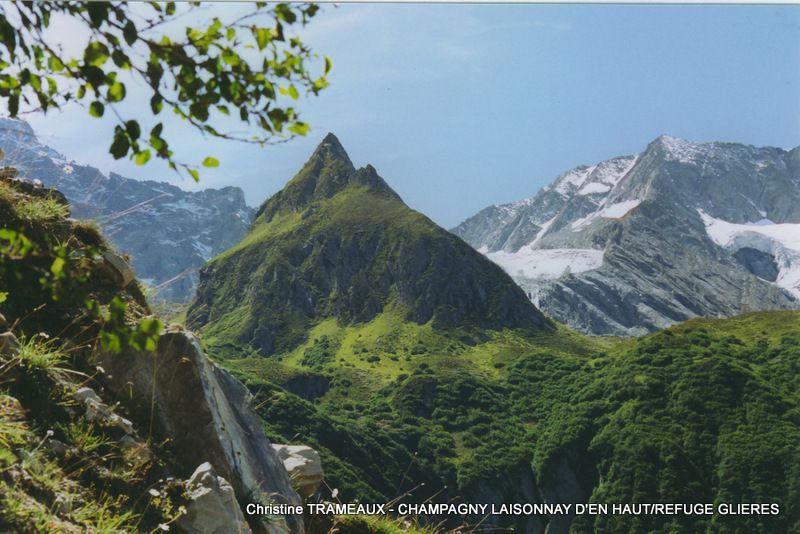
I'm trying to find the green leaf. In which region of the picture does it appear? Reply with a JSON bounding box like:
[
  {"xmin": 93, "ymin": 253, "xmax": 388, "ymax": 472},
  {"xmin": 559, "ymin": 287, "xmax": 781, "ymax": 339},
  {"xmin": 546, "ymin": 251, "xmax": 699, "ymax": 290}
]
[
  {"xmin": 109, "ymin": 128, "xmax": 130, "ymax": 159},
  {"xmin": 324, "ymin": 55, "xmax": 332, "ymax": 75},
  {"xmin": 279, "ymin": 84, "xmax": 299, "ymax": 100},
  {"xmin": 274, "ymin": 4, "xmax": 297, "ymax": 24},
  {"xmin": 83, "ymin": 42, "xmax": 109, "ymax": 67},
  {"xmin": 123, "ymin": 21, "xmax": 137, "ymax": 45},
  {"xmin": 253, "ymin": 27, "xmax": 271, "ymax": 50},
  {"xmin": 50, "ymin": 257, "xmax": 65, "ymax": 276},
  {"xmin": 47, "ymin": 55, "xmax": 64, "ymax": 72},
  {"xmin": 107, "ymin": 81, "xmax": 126, "ymax": 102},
  {"xmin": 8, "ymin": 94, "xmax": 18, "ymax": 116},
  {"xmin": 202, "ymin": 156, "xmax": 219, "ymax": 168},
  {"xmin": 287, "ymin": 121, "xmax": 310, "ymax": 136},
  {"xmin": 111, "ymin": 49, "xmax": 131, "ymax": 70},
  {"xmin": 135, "ymin": 149, "xmax": 151, "ymax": 166},
  {"xmin": 150, "ymin": 94, "xmax": 163, "ymax": 114},
  {"xmin": 125, "ymin": 120, "xmax": 141, "ymax": 140},
  {"xmin": 188, "ymin": 168, "xmax": 200, "ymax": 181},
  {"xmin": 89, "ymin": 101, "xmax": 104, "ymax": 118},
  {"xmin": 221, "ymin": 48, "xmax": 239, "ymax": 66}
]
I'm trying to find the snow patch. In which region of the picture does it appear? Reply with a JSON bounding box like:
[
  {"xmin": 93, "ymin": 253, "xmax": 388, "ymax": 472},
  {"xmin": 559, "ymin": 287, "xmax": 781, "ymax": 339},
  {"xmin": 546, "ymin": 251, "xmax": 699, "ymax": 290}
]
[
  {"xmin": 698, "ymin": 210, "xmax": 800, "ymax": 299},
  {"xmin": 577, "ymin": 156, "xmax": 638, "ymax": 196},
  {"xmin": 485, "ymin": 248, "xmax": 604, "ymax": 280},
  {"xmin": 554, "ymin": 166, "xmax": 595, "ymax": 194},
  {"xmin": 571, "ymin": 199, "xmax": 642, "ymax": 231},
  {"xmin": 577, "ymin": 182, "xmax": 611, "ymax": 195},
  {"xmin": 531, "ymin": 216, "xmax": 556, "ymax": 246},
  {"xmin": 658, "ymin": 136, "xmax": 709, "ymax": 164},
  {"xmin": 601, "ymin": 199, "xmax": 642, "ymax": 218}
]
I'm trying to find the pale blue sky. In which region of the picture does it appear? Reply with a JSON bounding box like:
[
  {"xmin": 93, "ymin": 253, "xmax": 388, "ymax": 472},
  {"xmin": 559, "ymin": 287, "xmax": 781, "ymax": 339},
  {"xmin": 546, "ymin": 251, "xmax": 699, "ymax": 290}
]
[{"xmin": 22, "ymin": 3, "xmax": 800, "ymax": 228}]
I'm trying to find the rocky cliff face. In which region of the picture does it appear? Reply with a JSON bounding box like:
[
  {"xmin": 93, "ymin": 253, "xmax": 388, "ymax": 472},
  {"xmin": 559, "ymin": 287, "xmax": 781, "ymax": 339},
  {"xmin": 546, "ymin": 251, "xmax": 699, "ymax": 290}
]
[
  {"xmin": 453, "ymin": 136, "xmax": 800, "ymax": 335},
  {"xmin": 0, "ymin": 118, "xmax": 254, "ymax": 302},
  {"xmin": 188, "ymin": 133, "xmax": 550, "ymax": 355}
]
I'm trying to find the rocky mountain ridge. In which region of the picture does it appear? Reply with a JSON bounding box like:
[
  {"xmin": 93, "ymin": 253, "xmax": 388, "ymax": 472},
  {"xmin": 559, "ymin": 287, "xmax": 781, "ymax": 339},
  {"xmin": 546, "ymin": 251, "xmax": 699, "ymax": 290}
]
[
  {"xmin": 0, "ymin": 118, "xmax": 254, "ymax": 302},
  {"xmin": 453, "ymin": 135, "xmax": 800, "ymax": 335},
  {"xmin": 187, "ymin": 133, "xmax": 550, "ymax": 355}
]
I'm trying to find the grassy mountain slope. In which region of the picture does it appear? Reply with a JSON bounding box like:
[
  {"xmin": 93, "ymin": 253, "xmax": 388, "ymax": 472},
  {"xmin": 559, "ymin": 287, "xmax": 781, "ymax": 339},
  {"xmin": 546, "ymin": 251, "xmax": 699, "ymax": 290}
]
[
  {"xmin": 215, "ymin": 310, "xmax": 800, "ymax": 533},
  {"xmin": 0, "ymin": 173, "xmax": 189, "ymax": 531},
  {"xmin": 187, "ymin": 134, "xmax": 550, "ymax": 356}
]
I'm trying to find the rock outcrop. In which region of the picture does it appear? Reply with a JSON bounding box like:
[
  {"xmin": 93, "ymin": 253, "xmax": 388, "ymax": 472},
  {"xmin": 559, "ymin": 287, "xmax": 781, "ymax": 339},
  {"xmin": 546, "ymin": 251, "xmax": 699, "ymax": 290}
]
[
  {"xmin": 0, "ymin": 173, "xmax": 304, "ymax": 533},
  {"xmin": 272, "ymin": 445, "xmax": 324, "ymax": 497},
  {"xmin": 96, "ymin": 330, "xmax": 303, "ymax": 534},
  {"xmin": 179, "ymin": 462, "xmax": 253, "ymax": 534}
]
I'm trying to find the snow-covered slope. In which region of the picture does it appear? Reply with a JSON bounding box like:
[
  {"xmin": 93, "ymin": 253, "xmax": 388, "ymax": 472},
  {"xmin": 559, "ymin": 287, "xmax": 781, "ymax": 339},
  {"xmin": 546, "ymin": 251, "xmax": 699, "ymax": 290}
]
[
  {"xmin": 0, "ymin": 118, "xmax": 254, "ymax": 302},
  {"xmin": 453, "ymin": 136, "xmax": 800, "ymax": 335},
  {"xmin": 699, "ymin": 210, "xmax": 800, "ymax": 299}
]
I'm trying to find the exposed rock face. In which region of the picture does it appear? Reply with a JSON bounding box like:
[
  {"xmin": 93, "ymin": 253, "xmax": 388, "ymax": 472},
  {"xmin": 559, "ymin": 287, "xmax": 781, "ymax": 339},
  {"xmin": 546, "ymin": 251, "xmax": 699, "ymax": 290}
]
[
  {"xmin": 179, "ymin": 462, "xmax": 253, "ymax": 534},
  {"xmin": 96, "ymin": 330, "xmax": 303, "ymax": 534},
  {"xmin": 188, "ymin": 133, "xmax": 550, "ymax": 355},
  {"xmin": 733, "ymin": 247, "xmax": 779, "ymax": 281},
  {"xmin": 463, "ymin": 465, "xmax": 547, "ymax": 533},
  {"xmin": 271, "ymin": 445, "xmax": 324, "ymax": 497},
  {"xmin": 0, "ymin": 118, "xmax": 254, "ymax": 302},
  {"xmin": 73, "ymin": 387, "xmax": 135, "ymax": 435},
  {"xmin": 453, "ymin": 136, "xmax": 800, "ymax": 335}
]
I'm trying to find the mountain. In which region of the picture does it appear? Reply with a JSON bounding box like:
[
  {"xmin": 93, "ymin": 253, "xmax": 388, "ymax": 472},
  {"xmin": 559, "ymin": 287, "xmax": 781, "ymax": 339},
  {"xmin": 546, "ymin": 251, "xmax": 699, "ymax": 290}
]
[
  {"xmin": 187, "ymin": 133, "xmax": 550, "ymax": 355},
  {"xmin": 453, "ymin": 136, "xmax": 800, "ymax": 336},
  {"xmin": 0, "ymin": 118, "xmax": 254, "ymax": 302}
]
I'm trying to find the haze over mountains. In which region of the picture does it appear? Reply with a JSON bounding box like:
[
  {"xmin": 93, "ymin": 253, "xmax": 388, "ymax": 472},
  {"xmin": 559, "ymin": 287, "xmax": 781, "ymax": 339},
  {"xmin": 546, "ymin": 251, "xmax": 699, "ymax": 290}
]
[
  {"xmin": 0, "ymin": 118, "xmax": 253, "ymax": 302},
  {"xmin": 454, "ymin": 136, "xmax": 800, "ymax": 336}
]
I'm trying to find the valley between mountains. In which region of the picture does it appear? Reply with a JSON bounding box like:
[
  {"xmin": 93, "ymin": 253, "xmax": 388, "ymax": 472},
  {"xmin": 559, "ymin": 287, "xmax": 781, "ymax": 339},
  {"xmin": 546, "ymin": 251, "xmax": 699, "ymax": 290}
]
[{"xmin": 0, "ymin": 124, "xmax": 798, "ymax": 533}]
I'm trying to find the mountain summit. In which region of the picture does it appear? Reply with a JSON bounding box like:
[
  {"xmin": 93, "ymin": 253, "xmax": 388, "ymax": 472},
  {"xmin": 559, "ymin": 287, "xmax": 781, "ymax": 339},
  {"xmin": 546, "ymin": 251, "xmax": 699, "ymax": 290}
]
[
  {"xmin": 256, "ymin": 133, "xmax": 400, "ymax": 223},
  {"xmin": 453, "ymin": 136, "xmax": 800, "ymax": 335},
  {"xmin": 188, "ymin": 135, "xmax": 550, "ymax": 355}
]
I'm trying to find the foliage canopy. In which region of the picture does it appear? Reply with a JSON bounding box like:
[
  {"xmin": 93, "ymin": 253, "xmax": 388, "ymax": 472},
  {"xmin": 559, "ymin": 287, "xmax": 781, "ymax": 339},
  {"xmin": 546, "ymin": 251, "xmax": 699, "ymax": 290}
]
[{"xmin": 0, "ymin": 1, "xmax": 330, "ymax": 179}]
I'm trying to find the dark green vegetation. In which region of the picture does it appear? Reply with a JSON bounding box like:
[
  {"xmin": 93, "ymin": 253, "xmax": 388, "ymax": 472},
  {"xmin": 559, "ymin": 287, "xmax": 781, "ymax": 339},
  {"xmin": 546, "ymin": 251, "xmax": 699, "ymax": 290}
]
[
  {"xmin": 188, "ymin": 133, "xmax": 549, "ymax": 356},
  {"xmin": 219, "ymin": 311, "xmax": 800, "ymax": 534},
  {"xmin": 190, "ymin": 136, "xmax": 800, "ymax": 533}
]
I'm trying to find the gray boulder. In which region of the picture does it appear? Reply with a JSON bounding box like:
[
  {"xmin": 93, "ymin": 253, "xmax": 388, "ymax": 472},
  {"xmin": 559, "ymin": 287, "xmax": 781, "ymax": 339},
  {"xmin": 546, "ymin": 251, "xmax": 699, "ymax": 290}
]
[
  {"xmin": 178, "ymin": 462, "xmax": 252, "ymax": 534},
  {"xmin": 96, "ymin": 329, "xmax": 303, "ymax": 534},
  {"xmin": 271, "ymin": 445, "xmax": 324, "ymax": 497}
]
